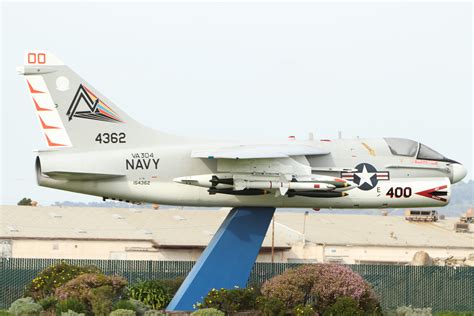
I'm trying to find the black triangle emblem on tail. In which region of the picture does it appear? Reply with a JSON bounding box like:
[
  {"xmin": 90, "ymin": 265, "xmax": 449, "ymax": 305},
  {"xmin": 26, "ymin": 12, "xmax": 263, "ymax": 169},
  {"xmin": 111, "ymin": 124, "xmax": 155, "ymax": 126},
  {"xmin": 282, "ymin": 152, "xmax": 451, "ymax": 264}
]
[{"xmin": 66, "ymin": 84, "xmax": 124, "ymax": 123}]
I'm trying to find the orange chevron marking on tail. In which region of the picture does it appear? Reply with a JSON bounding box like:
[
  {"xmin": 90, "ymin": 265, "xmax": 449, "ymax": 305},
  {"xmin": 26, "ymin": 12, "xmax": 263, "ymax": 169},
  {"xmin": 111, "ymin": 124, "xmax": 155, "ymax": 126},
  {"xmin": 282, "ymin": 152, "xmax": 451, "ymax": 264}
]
[
  {"xmin": 27, "ymin": 80, "xmax": 44, "ymax": 94},
  {"xmin": 45, "ymin": 134, "xmax": 66, "ymax": 147},
  {"xmin": 39, "ymin": 116, "xmax": 60, "ymax": 129},
  {"xmin": 33, "ymin": 98, "xmax": 50, "ymax": 111}
]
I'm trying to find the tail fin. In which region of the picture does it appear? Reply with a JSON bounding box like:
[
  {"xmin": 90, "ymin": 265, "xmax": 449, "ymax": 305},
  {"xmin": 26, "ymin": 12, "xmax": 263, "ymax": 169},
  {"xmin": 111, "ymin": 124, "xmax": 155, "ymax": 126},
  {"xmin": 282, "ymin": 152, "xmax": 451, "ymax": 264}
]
[{"xmin": 18, "ymin": 50, "xmax": 180, "ymax": 149}]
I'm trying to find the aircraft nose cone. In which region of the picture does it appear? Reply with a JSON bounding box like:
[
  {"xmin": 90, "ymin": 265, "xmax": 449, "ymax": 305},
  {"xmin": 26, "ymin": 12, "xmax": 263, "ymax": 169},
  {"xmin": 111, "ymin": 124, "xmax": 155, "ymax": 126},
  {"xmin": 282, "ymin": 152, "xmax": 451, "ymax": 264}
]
[{"xmin": 451, "ymin": 163, "xmax": 467, "ymax": 183}]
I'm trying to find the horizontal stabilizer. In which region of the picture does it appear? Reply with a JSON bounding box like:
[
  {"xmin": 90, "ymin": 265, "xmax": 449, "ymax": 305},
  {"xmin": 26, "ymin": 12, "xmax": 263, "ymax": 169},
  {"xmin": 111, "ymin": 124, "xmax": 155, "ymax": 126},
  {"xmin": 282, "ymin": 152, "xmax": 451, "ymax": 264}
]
[{"xmin": 192, "ymin": 144, "xmax": 330, "ymax": 159}]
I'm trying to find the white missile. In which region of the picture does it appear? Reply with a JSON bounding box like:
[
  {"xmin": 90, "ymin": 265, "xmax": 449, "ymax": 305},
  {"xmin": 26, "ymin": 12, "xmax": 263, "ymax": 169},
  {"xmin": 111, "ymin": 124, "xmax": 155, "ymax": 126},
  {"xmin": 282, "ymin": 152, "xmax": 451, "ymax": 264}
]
[
  {"xmin": 234, "ymin": 180, "xmax": 336, "ymax": 195},
  {"xmin": 294, "ymin": 175, "xmax": 357, "ymax": 191},
  {"xmin": 237, "ymin": 181, "xmax": 335, "ymax": 191},
  {"xmin": 289, "ymin": 182, "xmax": 336, "ymax": 191},
  {"xmin": 175, "ymin": 174, "xmax": 353, "ymax": 196},
  {"xmin": 173, "ymin": 174, "xmax": 233, "ymax": 189}
]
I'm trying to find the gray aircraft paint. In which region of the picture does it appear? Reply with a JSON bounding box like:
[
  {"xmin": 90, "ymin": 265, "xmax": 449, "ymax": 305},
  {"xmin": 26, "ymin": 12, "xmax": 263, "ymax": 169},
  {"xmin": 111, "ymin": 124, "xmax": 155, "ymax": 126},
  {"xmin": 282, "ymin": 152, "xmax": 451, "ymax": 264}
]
[{"xmin": 19, "ymin": 52, "xmax": 467, "ymax": 209}]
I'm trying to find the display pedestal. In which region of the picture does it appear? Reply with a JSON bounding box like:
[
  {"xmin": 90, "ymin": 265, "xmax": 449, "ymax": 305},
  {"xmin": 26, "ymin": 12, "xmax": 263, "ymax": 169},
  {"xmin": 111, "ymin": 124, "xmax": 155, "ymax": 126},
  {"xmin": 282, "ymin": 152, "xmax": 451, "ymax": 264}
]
[{"xmin": 166, "ymin": 207, "xmax": 276, "ymax": 311}]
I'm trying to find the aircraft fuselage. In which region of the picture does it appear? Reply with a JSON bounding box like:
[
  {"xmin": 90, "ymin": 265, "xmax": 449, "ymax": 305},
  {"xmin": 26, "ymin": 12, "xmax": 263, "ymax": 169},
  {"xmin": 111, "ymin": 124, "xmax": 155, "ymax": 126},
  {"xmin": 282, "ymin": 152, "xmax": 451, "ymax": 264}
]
[{"xmin": 36, "ymin": 138, "xmax": 460, "ymax": 209}]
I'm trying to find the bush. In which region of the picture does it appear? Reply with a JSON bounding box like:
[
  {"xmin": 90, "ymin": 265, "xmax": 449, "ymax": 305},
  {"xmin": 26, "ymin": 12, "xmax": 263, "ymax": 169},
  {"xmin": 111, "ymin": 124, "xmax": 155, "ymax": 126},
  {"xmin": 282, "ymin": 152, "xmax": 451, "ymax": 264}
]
[
  {"xmin": 160, "ymin": 277, "xmax": 185, "ymax": 295},
  {"xmin": 261, "ymin": 264, "xmax": 381, "ymax": 314},
  {"xmin": 25, "ymin": 261, "xmax": 101, "ymax": 300},
  {"xmin": 294, "ymin": 304, "xmax": 316, "ymax": 316},
  {"xmin": 396, "ymin": 306, "xmax": 433, "ymax": 316},
  {"xmin": 143, "ymin": 311, "xmax": 165, "ymax": 316},
  {"xmin": 435, "ymin": 313, "xmax": 474, "ymax": 316},
  {"xmin": 128, "ymin": 299, "xmax": 150, "ymax": 316},
  {"xmin": 17, "ymin": 197, "xmax": 32, "ymax": 206},
  {"xmin": 261, "ymin": 265, "xmax": 317, "ymax": 308},
  {"xmin": 110, "ymin": 309, "xmax": 136, "ymax": 316},
  {"xmin": 191, "ymin": 308, "xmax": 225, "ymax": 316},
  {"xmin": 37, "ymin": 296, "xmax": 57, "ymax": 311},
  {"xmin": 256, "ymin": 296, "xmax": 285, "ymax": 316},
  {"xmin": 127, "ymin": 280, "xmax": 173, "ymax": 310},
  {"xmin": 56, "ymin": 298, "xmax": 87, "ymax": 315},
  {"xmin": 324, "ymin": 296, "xmax": 362, "ymax": 316},
  {"xmin": 197, "ymin": 287, "xmax": 259, "ymax": 313},
  {"xmin": 90, "ymin": 285, "xmax": 114, "ymax": 316},
  {"xmin": 8, "ymin": 297, "xmax": 43, "ymax": 316},
  {"xmin": 55, "ymin": 273, "xmax": 127, "ymax": 311},
  {"xmin": 113, "ymin": 300, "xmax": 137, "ymax": 312},
  {"xmin": 60, "ymin": 311, "xmax": 85, "ymax": 316}
]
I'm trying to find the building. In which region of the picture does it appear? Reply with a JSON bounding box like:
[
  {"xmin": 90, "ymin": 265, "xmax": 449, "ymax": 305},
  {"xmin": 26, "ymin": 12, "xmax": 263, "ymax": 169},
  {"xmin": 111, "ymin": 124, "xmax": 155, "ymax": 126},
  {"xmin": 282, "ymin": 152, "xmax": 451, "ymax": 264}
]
[{"xmin": 1, "ymin": 205, "xmax": 473, "ymax": 265}]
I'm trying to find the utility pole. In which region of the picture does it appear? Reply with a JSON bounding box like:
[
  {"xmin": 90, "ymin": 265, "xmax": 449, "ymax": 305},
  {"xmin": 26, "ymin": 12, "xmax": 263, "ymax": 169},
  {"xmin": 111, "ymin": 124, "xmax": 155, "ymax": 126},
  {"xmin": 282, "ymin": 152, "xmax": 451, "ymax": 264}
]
[
  {"xmin": 271, "ymin": 215, "xmax": 275, "ymax": 264},
  {"xmin": 302, "ymin": 210, "xmax": 309, "ymax": 245}
]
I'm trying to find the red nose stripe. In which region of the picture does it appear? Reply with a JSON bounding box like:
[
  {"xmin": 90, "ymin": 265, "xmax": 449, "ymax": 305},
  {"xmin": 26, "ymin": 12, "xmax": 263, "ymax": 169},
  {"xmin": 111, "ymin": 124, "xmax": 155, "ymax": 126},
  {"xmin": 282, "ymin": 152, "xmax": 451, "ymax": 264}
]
[{"xmin": 416, "ymin": 185, "xmax": 448, "ymax": 203}]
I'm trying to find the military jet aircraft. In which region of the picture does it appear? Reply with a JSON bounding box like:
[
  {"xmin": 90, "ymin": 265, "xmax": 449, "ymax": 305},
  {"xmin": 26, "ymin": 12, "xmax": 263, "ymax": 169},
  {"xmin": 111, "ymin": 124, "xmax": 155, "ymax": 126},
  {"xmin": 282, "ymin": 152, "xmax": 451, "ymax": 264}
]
[{"xmin": 18, "ymin": 51, "xmax": 467, "ymax": 209}]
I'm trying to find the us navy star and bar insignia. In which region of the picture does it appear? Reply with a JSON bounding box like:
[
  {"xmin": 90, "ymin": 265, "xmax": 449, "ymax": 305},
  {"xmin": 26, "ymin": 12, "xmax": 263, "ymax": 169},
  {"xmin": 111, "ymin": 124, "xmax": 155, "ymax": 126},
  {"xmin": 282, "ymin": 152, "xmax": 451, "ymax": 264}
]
[{"xmin": 341, "ymin": 163, "xmax": 390, "ymax": 191}]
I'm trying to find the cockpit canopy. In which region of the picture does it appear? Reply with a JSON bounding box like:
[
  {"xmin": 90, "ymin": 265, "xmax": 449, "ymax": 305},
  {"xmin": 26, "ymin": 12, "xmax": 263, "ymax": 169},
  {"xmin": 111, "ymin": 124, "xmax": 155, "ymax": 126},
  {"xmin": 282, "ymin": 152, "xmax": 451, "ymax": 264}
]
[
  {"xmin": 384, "ymin": 138, "xmax": 457, "ymax": 163},
  {"xmin": 384, "ymin": 138, "xmax": 418, "ymax": 157}
]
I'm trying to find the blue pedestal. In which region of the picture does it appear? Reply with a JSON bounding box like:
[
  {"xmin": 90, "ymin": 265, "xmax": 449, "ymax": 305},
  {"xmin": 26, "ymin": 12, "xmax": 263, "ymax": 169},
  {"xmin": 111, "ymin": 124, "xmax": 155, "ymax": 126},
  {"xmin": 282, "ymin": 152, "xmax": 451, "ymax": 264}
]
[{"xmin": 166, "ymin": 207, "xmax": 276, "ymax": 311}]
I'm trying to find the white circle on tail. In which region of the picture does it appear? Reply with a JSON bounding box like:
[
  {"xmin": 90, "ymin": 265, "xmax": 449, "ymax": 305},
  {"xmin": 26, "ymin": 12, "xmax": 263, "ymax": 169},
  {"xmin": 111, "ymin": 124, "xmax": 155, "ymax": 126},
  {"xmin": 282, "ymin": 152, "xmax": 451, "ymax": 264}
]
[{"xmin": 56, "ymin": 76, "xmax": 70, "ymax": 91}]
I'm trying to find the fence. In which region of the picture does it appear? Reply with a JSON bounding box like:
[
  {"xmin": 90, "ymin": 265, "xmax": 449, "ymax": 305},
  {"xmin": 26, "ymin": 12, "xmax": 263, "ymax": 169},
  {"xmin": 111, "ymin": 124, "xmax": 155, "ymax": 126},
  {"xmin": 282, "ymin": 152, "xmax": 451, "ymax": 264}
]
[{"xmin": 1, "ymin": 258, "xmax": 473, "ymax": 312}]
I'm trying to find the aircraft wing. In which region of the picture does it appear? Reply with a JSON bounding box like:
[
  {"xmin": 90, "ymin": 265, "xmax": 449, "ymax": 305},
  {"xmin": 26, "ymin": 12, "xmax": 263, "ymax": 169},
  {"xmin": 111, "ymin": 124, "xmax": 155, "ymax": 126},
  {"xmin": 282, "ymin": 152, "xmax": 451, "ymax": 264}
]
[
  {"xmin": 180, "ymin": 144, "xmax": 356, "ymax": 196},
  {"xmin": 191, "ymin": 144, "xmax": 330, "ymax": 159}
]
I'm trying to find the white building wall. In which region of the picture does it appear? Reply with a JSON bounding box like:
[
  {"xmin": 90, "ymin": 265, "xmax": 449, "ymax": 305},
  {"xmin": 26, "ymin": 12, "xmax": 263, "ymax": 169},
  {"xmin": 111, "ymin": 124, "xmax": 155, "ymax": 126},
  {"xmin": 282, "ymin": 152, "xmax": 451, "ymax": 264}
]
[
  {"xmin": 8, "ymin": 238, "xmax": 474, "ymax": 264},
  {"xmin": 153, "ymin": 249, "xmax": 204, "ymax": 261},
  {"xmin": 322, "ymin": 245, "xmax": 474, "ymax": 264},
  {"xmin": 11, "ymin": 239, "xmax": 155, "ymax": 260}
]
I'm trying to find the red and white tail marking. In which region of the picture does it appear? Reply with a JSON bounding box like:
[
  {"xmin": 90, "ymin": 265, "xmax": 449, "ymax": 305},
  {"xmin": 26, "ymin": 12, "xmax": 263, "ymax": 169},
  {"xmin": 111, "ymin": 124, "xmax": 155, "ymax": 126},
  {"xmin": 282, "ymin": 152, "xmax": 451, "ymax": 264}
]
[
  {"xmin": 24, "ymin": 75, "xmax": 72, "ymax": 148},
  {"xmin": 24, "ymin": 51, "xmax": 63, "ymax": 66}
]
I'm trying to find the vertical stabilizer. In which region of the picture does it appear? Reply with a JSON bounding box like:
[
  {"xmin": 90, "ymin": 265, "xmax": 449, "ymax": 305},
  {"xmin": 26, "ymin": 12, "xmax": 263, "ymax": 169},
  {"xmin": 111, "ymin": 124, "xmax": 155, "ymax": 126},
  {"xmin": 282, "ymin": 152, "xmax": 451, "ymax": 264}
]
[{"xmin": 18, "ymin": 50, "xmax": 183, "ymax": 149}]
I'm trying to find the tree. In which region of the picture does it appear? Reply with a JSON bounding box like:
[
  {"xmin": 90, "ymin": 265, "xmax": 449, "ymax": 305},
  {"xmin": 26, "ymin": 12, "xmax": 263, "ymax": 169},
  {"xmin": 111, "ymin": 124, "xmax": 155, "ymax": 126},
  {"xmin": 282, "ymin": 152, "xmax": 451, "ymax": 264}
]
[{"xmin": 17, "ymin": 197, "xmax": 32, "ymax": 206}]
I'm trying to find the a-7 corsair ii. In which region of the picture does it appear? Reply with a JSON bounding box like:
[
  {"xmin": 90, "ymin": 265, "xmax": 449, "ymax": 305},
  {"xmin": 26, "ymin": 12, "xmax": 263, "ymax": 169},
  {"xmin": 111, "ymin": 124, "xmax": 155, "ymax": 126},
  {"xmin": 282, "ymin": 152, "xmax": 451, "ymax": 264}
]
[{"xmin": 18, "ymin": 51, "xmax": 467, "ymax": 209}]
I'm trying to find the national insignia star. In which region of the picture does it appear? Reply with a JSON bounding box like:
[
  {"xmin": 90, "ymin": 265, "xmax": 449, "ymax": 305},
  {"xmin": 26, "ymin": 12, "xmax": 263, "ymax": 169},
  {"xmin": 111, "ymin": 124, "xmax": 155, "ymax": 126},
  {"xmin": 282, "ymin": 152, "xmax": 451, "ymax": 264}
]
[{"xmin": 356, "ymin": 164, "xmax": 376, "ymax": 187}]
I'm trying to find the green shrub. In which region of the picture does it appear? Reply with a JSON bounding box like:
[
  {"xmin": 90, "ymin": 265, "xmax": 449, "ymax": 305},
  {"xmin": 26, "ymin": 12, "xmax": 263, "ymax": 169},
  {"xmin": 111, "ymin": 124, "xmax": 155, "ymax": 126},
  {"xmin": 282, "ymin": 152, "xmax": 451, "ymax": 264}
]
[
  {"xmin": 56, "ymin": 298, "xmax": 87, "ymax": 314},
  {"xmin": 17, "ymin": 197, "xmax": 32, "ymax": 206},
  {"xmin": 60, "ymin": 310, "xmax": 85, "ymax": 316},
  {"xmin": 143, "ymin": 311, "xmax": 165, "ymax": 316},
  {"xmin": 113, "ymin": 300, "xmax": 137, "ymax": 312},
  {"xmin": 256, "ymin": 296, "xmax": 285, "ymax": 316},
  {"xmin": 324, "ymin": 296, "xmax": 362, "ymax": 316},
  {"xmin": 197, "ymin": 287, "xmax": 259, "ymax": 313},
  {"xmin": 396, "ymin": 306, "xmax": 432, "ymax": 316},
  {"xmin": 90, "ymin": 285, "xmax": 114, "ymax": 316},
  {"xmin": 8, "ymin": 297, "xmax": 43, "ymax": 316},
  {"xmin": 110, "ymin": 309, "xmax": 136, "ymax": 316},
  {"xmin": 435, "ymin": 312, "xmax": 474, "ymax": 316},
  {"xmin": 127, "ymin": 280, "xmax": 173, "ymax": 310},
  {"xmin": 294, "ymin": 304, "xmax": 316, "ymax": 316},
  {"xmin": 261, "ymin": 264, "xmax": 381, "ymax": 314},
  {"xmin": 128, "ymin": 299, "xmax": 150, "ymax": 316},
  {"xmin": 160, "ymin": 277, "xmax": 185, "ymax": 295},
  {"xmin": 191, "ymin": 308, "xmax": 225, "ymax": 316},
  {"xmin": 55, "ymin": 273, "xmax": 127, "ymax": 312},
  {"xmin": 25, "ymin": 261, "xmax": 101, "ymax": 300},
  {"xmin": 37, "ymin": 296, "xmax": 57, "ymax": 311}
]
